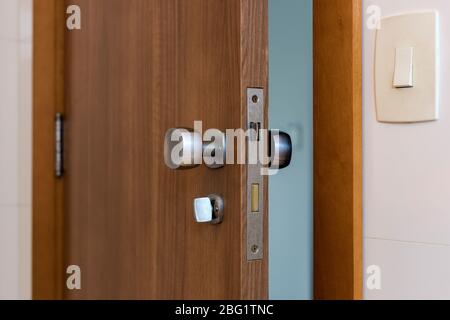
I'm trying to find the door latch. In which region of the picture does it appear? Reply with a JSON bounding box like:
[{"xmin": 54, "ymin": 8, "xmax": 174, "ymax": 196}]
[
  {"xmin": 246, "ymin": 88, "xmax": 265, "ymax": 261},
  {"xmin": 269, "ymin": 130, "xmax": 292, "ymax": 170}
]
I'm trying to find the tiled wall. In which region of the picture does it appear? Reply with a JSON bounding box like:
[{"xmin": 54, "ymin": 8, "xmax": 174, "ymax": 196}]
[
  {"xmin": 0, "ymin": 0, "xmax": 32, "ymax": 300},
  {"xmin": 364, "ymin": 0, "xmax": 450, "ymax": 299}
]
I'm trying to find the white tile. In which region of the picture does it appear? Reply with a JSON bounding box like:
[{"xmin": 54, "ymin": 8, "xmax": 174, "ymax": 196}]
[
  {"xmin": 0, "ymin": 39, "xmax": 19, "ymax": 205},
  {"xmin": 363, "ymin": 0, "xmax": 450, "ymax": 246},
  {"xmin": 18, "ymin": 205, "xmax": 31, "ymax": 299},
  {"xmin": 364, "ymin": 238, "xmax": 450, "ymax": 300},
  {"xmin": 0, "ymin": 0, "xmax": 19, "ymax": 40},
  {"xmin": 0, "ymin": 206, "xmax": 19, "ymax": 299},
  {"xmin": 18, "ymin": 41, "xmax": 32, "ymax": 206},
  {"xmin": 18, "ymin": 0, "xmax": 32, "ymax": 41}
]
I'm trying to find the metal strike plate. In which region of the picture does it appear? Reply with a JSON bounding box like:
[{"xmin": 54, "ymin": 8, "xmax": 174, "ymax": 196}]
[{"xmin": 246, "ymin": 88, "xmax": 264, "ymax": 261}]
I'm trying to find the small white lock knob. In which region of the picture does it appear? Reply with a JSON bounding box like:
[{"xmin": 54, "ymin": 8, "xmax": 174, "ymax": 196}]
[{"xmin": 193, "ymin": 194, "xmax": 224, "ymax": 225}]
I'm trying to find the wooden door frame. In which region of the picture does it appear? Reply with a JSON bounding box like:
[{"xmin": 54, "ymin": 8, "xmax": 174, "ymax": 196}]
[
  {"xmin": 33, "ymin": 0, "xmax": 65, "ymax": 299},
  {"xmin": 32, "ymin": 0, "xmax": 362, "ymax": 300},
  {"xmin": 313, "ymin": 0, "xmax": 362, "ymax": 300}
]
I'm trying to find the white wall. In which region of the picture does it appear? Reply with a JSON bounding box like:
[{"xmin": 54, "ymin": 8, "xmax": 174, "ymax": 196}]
[
  {"xmin": 0, "ymin": 0, "xmax": 32, "ymax": 300},
  {"xmin": 364, "ymin": 0, "xmax": 450, "ymax": 299}
]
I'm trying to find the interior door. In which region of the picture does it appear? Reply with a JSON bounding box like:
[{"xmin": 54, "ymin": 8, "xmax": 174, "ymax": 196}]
[{"xmin": 63, "ymin": 0, "xmax": 268, "ymax": 299}]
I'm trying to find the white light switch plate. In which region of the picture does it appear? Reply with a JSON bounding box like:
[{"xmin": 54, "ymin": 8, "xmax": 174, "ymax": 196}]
[{"xmin": 375, "ymin": 11, "xmax": 439, "ymax": 123}]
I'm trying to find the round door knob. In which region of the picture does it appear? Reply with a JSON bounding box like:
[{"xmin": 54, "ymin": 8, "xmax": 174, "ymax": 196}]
[
  {"xmin": 164, "ymin": 128, "xmax": 226, "ymax": 170},
  {"xmin": 269, "ymin": 130, "xmax": 292, "ymax": 170},
  {"xmin": 193, "ymin": 194, "xmax": 224, "ymax": 225},
  {"xmin": 164, "ymin": 128, "xmax": 203, "ymax": 169}
]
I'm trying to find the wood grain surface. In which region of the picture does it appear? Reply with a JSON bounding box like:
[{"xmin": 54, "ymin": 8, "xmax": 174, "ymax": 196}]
[
  {"xmin": 313, "ymin": 0, "xmax": 363, "ymax": 300},
  {"xmin": 33, "ymin": 0, "xmax": 65, "ymax": 300},
  {"xmin": 63, "ymin": 0, "xmax": 268, "ymax": 299}
]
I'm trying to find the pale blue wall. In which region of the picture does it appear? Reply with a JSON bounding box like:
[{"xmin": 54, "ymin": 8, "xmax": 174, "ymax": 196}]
[{"xmin": 268, "ymin": 0, "xmax": 313, "ymax": 300}]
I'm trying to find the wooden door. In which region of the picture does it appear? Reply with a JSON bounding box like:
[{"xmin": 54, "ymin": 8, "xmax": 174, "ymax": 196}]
[{"xmin": 63, "ymin": 0, "xmax": 267, "ymax": 299}]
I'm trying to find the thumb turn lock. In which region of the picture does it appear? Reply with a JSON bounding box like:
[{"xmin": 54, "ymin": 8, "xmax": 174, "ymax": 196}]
[{"xmin": 193, "ymin": 194, "xmax": 224, "ymax": 225}]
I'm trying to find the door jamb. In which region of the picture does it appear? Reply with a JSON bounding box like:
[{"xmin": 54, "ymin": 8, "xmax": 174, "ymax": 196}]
[
  {"xmin": 32, "ymin": 0, "xmax": 65, "ymax": 300},
  {"xmin": 313, "ymin": 0, "xmax": 363, "ymax": 300}
]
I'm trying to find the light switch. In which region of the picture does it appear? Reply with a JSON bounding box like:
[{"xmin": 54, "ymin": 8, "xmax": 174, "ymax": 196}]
[
  {"xmin": 375, "ymin": 11, "xmax": 439, "ymax": 123},
  {"xmin": 393, "ymin": 47, "xmax": 414, "ymax": 88}
]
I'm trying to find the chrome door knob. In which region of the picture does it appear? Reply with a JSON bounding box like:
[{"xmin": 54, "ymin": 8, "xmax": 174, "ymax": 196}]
[
  {"xmin": 164, "ymin": 128, "xmax": 202, "ymax": 169},
  {"xmin": 269, "ymin": 130, "xmax": 292, "ymax": 170},
  {"xmin": 193, "ymin": 194, "xmax": 224, "ymax": 225},
  {"xmin": 164, "ymin": 128, "xmax": 226, "ymax": 169}
]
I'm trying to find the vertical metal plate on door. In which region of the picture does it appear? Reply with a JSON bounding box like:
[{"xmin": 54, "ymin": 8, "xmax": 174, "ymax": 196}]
[{"xmin": 247, "ymin": 88, "xmax": 264, "ymax": 261}]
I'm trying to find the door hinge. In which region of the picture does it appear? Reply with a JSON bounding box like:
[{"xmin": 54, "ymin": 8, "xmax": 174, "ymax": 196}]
[{"xmin": 55, "ymin": 113, "xmax": 64, "ymax": 178}]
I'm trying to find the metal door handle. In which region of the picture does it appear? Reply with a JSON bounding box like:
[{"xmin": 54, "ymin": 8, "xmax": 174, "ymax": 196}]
[
  {"xmin": 164, "ymin": 128, "xmax": 225, "ymax": 169},
  {"xmin": 164, "ymin": 128, "xmax": 292, "ymax": 170},
  {"xmin": 164, "ymin": 128, "xmax": 202, "ymax": 169},
  {"xmin": 193, "ymin": 194, "xmax": 224, "ymax": 225},
  {"xmin": 269, "ymin": 130, "xmax": 292, "ymax": 170}
]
